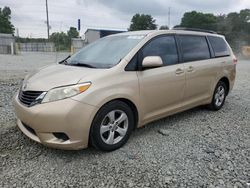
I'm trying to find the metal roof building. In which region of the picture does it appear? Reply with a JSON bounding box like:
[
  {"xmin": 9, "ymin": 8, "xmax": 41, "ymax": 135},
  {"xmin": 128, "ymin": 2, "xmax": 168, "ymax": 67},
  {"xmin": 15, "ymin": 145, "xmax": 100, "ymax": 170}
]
[{"xmin": 84, "ymin": 28, "xmax": 126, "ymax": 44}]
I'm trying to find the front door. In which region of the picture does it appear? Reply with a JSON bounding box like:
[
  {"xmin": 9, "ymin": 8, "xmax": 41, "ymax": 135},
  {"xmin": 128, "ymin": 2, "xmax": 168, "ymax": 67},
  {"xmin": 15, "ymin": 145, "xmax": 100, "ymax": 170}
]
[{"xmin": 137, "ymin": 35, "xmax": 186, "ymax": 123}]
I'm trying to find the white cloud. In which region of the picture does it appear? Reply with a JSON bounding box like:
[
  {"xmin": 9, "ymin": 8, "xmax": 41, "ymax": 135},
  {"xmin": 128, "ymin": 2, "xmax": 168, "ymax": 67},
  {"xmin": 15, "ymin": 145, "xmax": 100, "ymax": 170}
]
[{"xmin": 0, "ymin": 0, "xmax": 249, "ymax": 38}]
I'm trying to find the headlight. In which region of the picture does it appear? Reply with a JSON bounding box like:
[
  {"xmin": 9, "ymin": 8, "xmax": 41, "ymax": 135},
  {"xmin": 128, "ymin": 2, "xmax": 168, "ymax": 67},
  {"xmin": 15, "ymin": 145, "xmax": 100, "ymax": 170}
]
[{"xmin": 42, "ymin": 82, "xmax": 91, "ymax": 103}]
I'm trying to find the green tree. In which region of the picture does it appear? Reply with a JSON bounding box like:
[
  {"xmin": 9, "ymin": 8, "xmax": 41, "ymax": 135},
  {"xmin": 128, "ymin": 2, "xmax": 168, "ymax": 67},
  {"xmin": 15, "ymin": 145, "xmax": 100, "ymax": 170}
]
[
  {"xmin": 209, "ymin": 9, "xmax": 250, "ymax": 53},
  {"xmin": 49, "ymin": 26, "xmax": 80, "ymax": 51},
  {"xmin": 216, "ymin": 14, "xmax": 227, "ymax": 33},
  {"xmin": 67, "ymin": 27, "xmax": 79, "ymax": 38},
  {"xmin": 178, "ymin": 9, "xmax": 250, "ymax": 53},
  {"xmin": 49, "ymin": 32, "xmax": 69, "ymax": 51},
  {"xmin": 159, "ymin": 25, "xmax": 169, "ymax": 30},
  {"xmin": 129, "ymin": 14, "xmax": 157, "ymax": 31},
  {"xmin": 180, "ymin": 11, "xmax": 217, "ymax": 30},
  {"xmin": 0, "ymin": 6, "xmax": 15, "ymax": 34},
  {"xmin": 173, "ymin": 25, "xmax": 181, "ymax": 28},
  {"xmin": 2, "ymin": 6, "xmax": 11, "ymax": 18}
]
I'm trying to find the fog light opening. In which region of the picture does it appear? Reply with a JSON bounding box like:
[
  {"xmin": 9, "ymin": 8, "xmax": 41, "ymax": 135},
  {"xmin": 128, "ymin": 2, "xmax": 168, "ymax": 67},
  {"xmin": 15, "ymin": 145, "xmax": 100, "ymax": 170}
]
[
  {"xmin": 53, "ymin": 132, "xmax": 69, "ymax": 141},
  {"xmin": 22, "ymin": 122, "xmax": 37, "ymax": 136}
]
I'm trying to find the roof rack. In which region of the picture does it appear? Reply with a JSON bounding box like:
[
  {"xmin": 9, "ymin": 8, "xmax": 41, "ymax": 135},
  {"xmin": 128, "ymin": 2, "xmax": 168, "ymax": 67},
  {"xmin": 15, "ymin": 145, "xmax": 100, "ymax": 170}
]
[{"xmin": 172, "ymin": 27, "xmax": 217, "ymax": 34}]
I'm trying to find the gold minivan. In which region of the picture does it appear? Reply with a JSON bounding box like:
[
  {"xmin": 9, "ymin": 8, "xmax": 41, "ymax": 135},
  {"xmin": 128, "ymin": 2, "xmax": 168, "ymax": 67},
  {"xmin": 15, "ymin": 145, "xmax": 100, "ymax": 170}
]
[{"xmin": 14, "ymin": 29, "xmax": 236, "ymax": 151}]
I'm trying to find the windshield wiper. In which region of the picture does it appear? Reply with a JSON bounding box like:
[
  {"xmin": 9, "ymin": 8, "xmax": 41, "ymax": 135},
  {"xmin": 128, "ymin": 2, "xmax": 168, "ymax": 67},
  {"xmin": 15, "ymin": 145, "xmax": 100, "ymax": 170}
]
[
  {"xmin": 58, "ymin": 55, "xmax": 71, "ymax": 64},
  {"xmin": 69, "ymin": 63, "xmax": 96, "ymax": 68}
]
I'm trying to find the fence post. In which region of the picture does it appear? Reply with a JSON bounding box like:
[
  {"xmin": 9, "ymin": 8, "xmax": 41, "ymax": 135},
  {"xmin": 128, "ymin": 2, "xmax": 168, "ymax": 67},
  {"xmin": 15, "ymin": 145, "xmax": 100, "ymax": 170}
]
[
  {"xmin": 10, "ymin": 42, "xmax": 14, "ymax": 55},
  {"xmin": 15, "ymin": 43, "xmax": 19, "ymax": 55}
]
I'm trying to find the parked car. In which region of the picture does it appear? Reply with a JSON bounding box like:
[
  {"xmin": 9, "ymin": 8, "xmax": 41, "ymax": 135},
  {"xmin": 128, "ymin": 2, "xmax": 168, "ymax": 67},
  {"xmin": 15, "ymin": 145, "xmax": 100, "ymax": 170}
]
[{"xmin": 13, "ymin": 29, "xmax": 237, "ymax": 151}]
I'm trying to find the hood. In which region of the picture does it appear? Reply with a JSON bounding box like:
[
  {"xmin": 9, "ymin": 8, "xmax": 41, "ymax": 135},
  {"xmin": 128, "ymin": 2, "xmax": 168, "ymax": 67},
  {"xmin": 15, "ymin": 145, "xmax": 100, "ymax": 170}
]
[{"xmin": 23, "ymin": 64, "xmax": 100, "ymax": 91}]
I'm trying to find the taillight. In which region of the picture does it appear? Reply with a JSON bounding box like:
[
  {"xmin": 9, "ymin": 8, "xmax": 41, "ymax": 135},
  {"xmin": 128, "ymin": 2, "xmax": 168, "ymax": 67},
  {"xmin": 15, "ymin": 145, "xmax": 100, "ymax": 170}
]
[
  {"xmin": 232, "ymin": 54, "xmax": 237, "ymax": 65},
  {"xmin": 233, "ymin": 58, "xmax": 237, "ymax": 65}
]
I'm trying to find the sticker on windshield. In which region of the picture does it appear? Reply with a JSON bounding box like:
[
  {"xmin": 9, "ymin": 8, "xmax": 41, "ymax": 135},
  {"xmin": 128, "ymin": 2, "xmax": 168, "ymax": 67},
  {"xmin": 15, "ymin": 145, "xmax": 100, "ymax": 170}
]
[{"xmin": 127, "ymin": 35, "xmax": 144, "ymax": 40}]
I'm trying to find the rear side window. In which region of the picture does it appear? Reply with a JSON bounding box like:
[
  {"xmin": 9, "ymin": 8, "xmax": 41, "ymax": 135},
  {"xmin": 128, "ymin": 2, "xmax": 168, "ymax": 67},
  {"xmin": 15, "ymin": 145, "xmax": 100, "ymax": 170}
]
[
  {"xmin": 179, "ymin": 35, "xmax": 210, "ymax": 62},
  {"xmin": 141, "ymin": 35, "xmax": 178, "ymax": 66},
  {"xmin": 208, "ymin": 36, "xmax": 230, "ymax": 57}
]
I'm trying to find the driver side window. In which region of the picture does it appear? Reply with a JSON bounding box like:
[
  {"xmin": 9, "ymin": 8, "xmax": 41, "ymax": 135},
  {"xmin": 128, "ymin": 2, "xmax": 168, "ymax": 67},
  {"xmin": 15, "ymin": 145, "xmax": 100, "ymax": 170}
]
[{"xmin": 142, "ymin": 35, "xmax": 178, "ymax": 66}]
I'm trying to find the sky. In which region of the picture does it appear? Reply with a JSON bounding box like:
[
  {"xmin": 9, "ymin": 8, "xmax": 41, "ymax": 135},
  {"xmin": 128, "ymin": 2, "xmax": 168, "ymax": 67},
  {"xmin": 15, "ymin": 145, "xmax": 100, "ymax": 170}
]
[{"xmin": 0, "ymin": 0, "xmax": 249, "ymax": 38}]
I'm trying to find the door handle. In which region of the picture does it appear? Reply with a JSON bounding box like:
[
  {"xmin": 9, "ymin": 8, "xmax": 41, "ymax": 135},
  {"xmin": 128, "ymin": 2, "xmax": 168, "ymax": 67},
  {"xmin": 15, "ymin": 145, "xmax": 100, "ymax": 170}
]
[
  {"xmin": 187, "ymin": 66, "xmax": 194, "ymax": 72},
  {"xmin": 175, "ymin": 68, "xmax": 184, "ymax": 75}
]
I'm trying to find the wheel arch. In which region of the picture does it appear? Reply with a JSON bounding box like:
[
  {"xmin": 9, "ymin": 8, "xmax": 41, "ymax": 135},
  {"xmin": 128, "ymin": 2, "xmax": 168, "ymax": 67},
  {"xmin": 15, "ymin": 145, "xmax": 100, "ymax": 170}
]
[
  {"xmin": 100, "ymin": 98, "xmax": 139, "ymax": 130},
  {"xmin": 115, "ymin": 98, "xmax": 139, "ymax": 129},
  {"xmin": 218, "ymin": 77, "xmax": 230, "ymax": 95}
]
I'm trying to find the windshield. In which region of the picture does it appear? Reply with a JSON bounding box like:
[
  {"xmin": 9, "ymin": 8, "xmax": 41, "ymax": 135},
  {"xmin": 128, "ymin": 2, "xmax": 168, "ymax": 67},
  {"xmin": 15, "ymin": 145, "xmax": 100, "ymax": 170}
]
[{"xmin": 66, "ymin": 35, "xmax": 145, "ymax": 68}]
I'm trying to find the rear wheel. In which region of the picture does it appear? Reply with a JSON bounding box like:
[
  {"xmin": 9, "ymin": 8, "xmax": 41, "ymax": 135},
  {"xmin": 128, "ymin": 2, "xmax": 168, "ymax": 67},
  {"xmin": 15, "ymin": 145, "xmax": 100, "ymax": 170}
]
[
  {"xmin": 209, "ymin": 81, "xmax": 227, "ymax": 111},
  {"xmin": 90, "ymin": 101, "xmax": 134, "ymax": 151}
]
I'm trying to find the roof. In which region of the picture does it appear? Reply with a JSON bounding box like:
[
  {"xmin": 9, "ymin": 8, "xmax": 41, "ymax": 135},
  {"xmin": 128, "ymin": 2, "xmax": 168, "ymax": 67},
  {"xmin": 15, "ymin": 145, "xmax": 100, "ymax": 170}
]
[
  {"xmin": 173, "ymin": 27, "xmax": 217, "ymax": 34},
  {"xmin": 114, "ymin": 29, "xmax": 223, "ymax": 38},
  {"xmin": 85, "ymin": 28, "xmax": 127, "ymax": 34},
  {"xmin": 115, "ymin": 30, "xmax": 155, "ymax": 36}
]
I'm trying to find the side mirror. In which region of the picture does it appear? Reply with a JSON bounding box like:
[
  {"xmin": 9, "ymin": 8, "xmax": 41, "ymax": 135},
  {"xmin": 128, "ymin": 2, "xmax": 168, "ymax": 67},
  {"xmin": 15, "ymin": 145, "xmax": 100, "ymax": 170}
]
[{"xmin": 142, "ymin": 56, "xmax": 163, "ymax": 68}]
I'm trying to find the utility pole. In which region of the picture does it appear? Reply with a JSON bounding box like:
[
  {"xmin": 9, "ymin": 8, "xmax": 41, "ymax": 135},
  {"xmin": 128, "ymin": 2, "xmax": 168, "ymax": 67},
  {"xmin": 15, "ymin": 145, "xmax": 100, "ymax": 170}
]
[
  {"xmin": 16, "ymin": 28, "xmax": 19, "ymax": 38},
  {"xmin": 168, "ymin": 7, "xmax": 171, "ymax": 29},
  {"xmin": 45, "ymin": 0, "xmax": 50, "ymax": 39}
]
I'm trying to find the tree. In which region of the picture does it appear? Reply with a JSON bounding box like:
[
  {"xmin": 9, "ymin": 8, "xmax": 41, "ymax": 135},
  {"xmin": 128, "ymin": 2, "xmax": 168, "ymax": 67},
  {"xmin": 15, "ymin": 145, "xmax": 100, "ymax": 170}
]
[
  {"xmin": 49, "ymin": 32, "xmax": 69, "ymax": 51},
  {"xmin": 0, "ymin": 6, "xmax": 15, "ymax": 34},
  {"xmin": 173, "ymin": 25, "xmax": 181, "ymax": 28},
  {"xmin": 159, "ymin": 25, "xmax": 169, "ymax": 30},
  {"xmin": 180, "ymin": 11, "xmax": 217, "ymax": 30},
  {"xmin": 2, "ymin": 7, "xmax": 11, "ymax": 18},
  {"xmin": 207, "ymin": 9, "xmax": 250, "ymax": 53},
  {"xmin": 49, "ymin": 26, "xmax": 79, "ymax": 51},
  {"xmin": 67, "ymin": 27, "xmax": 79, "ymax": 38},
  {"xmin": 178, "ymin": 9, "xmax": 250, "ymax": 54},
  {"xmin": 129, "ymin": 14, "xmax": 157, "ymax": 31},
  {"xmin": 216, "ymin": 14, "xmax": 227, "ymax": 33}
]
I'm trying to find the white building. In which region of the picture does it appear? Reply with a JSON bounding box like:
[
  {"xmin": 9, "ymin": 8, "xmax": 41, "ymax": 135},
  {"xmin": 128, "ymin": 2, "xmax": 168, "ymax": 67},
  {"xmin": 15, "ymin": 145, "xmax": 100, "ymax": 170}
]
[
  {"xmin": 0, "ymin": 33, "xmax": 15, "ymax": 54},
  {"xmin": 84, "ymin": 29, "xmax": 126, "ymax": 44}
]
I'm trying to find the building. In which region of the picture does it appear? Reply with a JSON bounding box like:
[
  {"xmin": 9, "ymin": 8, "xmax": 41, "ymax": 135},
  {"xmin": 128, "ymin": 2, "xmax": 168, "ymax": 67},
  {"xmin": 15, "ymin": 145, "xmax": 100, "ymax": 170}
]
[
  {"xmin": 71, "ymin": 38, "xmax": 86, "ymax": 54},
  {"xmin": 0, "ymin": 33, "xmax": 15, "ymax": 54},
  {"xmin": 84, "ymin": 28, "xmax": 126, "ymax": 44}
]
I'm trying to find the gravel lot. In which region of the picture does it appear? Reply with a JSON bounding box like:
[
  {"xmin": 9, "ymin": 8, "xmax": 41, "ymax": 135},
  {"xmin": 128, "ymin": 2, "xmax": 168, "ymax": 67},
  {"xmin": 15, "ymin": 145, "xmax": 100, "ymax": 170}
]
[{"xmin": 0, "ymin": 52, "xmax": 249, "ymax": 188}]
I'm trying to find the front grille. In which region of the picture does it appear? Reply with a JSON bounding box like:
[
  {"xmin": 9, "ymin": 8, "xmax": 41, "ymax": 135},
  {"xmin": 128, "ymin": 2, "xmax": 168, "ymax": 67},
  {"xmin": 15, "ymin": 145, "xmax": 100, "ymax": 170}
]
[{"xmin": 18, "ymin": 90, "xmax": 44, "ymax": 106}]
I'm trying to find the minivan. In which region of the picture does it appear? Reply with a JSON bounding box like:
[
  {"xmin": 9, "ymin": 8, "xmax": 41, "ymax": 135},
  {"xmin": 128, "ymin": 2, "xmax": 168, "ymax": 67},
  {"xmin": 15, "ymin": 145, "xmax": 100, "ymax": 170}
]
[{"xmin": 14, "ymin": 29, "xmax": 236, "ymax": 151}]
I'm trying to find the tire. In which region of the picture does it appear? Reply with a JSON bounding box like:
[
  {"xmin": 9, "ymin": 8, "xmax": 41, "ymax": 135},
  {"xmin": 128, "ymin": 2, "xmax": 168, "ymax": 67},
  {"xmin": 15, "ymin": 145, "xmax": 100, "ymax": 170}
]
[
  {"xmin": 208, "ymin": 81, "xmax": 227, "ymax": 111},
  {"xmin": 89, "ymin": 101, "xmax": 134, "ymax": 151}
]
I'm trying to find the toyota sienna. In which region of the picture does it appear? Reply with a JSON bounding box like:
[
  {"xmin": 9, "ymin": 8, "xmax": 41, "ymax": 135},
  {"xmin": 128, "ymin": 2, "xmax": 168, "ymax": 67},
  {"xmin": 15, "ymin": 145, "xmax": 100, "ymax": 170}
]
[{"xmin": 14, "ymin": 29, "xmax": 236, "ymax": 151}]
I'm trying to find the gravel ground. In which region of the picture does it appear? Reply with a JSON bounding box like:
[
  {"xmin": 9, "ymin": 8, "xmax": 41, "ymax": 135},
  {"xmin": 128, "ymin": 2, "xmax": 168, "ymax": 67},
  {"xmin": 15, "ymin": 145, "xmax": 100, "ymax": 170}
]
[{"xmin": 0, "ymin": 53, "xmax": 249, "ymax": 188}]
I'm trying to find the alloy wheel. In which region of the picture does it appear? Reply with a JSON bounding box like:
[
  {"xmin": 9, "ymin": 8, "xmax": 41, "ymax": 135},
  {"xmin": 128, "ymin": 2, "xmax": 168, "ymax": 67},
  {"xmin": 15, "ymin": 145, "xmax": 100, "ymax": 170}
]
[
  {"xmin": 100, "ymin": 110, "xmax": 128, "ymax": 145},
  {"xmin": 214, "ymin": 85, "xmax": 225, "ymax": 107}
]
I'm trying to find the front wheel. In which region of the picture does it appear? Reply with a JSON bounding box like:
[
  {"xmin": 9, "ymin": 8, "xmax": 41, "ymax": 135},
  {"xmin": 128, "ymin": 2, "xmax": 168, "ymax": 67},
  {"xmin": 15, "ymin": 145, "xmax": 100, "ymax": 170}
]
[
  {"xmin": 208, "ymin": 81, "xmax": 227, "ymax": 111},
  {"xmin": 90, "ymin": 101, "xmax": 134, "ymax": 151}
]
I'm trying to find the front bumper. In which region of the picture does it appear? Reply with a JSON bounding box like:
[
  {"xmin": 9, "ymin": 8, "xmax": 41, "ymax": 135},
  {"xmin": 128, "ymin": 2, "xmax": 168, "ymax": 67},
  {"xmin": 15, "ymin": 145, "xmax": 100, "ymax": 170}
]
[{"xmin": 13, "ymin": 94, "xmax": 98, "ymax": 150}]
